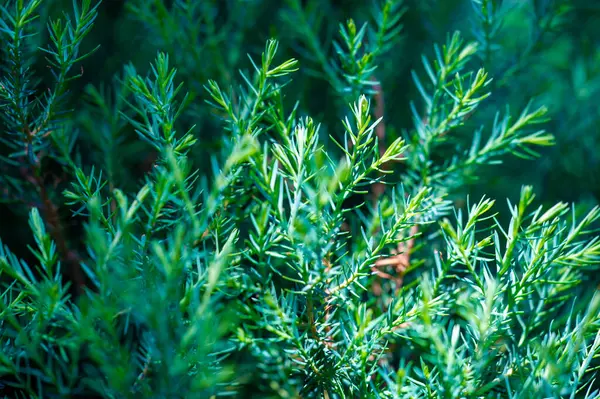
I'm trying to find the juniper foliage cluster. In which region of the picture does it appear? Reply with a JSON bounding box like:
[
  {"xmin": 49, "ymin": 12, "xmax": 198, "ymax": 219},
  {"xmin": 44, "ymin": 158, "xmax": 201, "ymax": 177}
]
[{"xmin": 0, "ymin": 0, "xmax": 599, "ymax": 398}]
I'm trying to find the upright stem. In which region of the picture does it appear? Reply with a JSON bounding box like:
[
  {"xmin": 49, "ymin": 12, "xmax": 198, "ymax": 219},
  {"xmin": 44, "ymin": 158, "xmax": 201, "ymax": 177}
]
[
  {"xmin": 369, "ymin": 77, "xmax": 413, "ymax": 295},
  {"xmin": 371, "ymin": 77, "xmax": 387, "ymax": 203}
]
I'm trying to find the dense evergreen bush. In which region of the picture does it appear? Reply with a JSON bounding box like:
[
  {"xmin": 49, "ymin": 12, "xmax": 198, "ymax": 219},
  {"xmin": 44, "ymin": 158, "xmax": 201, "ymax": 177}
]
[{"xmin": 0, "ymin": 0, "xmax": 599, "ymax": 397}]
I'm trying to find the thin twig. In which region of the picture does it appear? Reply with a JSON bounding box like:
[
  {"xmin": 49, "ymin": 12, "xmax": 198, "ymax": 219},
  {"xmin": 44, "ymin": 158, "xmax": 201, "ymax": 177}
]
[
  {"xmin": 371, "ymin": 78, "xmax": 388, "ymax": 204},
  {"xmin": 132, "ymin": 353, "xmax": 152, "ymax": 392},
  {"xmin": 20, "ymin": 123, "xmax": 85, "ymax": 295},
  {"xmin": 369, "ymin": 78, "xmax": 415, "ymax": 294}
]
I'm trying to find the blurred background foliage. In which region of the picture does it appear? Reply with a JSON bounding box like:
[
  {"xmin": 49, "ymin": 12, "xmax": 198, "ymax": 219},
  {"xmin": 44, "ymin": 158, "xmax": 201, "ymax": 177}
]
[{"xmin": 1, "ymin": 0, "xmax": 599, "ymax": 259}]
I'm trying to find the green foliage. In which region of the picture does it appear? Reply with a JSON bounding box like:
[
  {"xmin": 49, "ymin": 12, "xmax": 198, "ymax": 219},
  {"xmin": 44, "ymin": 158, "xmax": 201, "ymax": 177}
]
[{"xmin": 0, "ymin": 0, "xmax": 599, "ymax": 398}]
